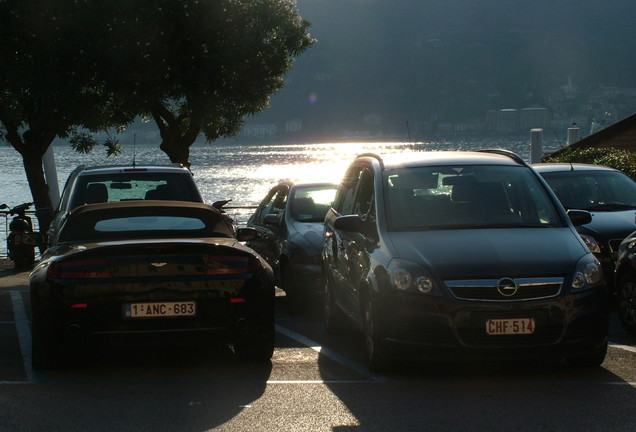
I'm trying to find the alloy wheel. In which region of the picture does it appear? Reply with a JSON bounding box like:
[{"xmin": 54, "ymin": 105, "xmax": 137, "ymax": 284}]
[{"xmin": 618, "ymin": 274, "xmax": 636, "ymax": 334}]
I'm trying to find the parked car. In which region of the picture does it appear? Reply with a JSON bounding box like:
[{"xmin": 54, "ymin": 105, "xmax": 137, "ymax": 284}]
[
  {"xmin": 534, "ymin": 163, "xmax": 636, "ymax": 291},
  {"xmin": 614, "ymin": 232, "xmax": 636, "ymax": 334},
  {"xmin": 46, "ymin": 164, "xmax": 204, "ymax": 246},
  {"xmin": 30, "ymin": 200, "xmax": 274, "ymax": 369},
  {"xmin": 323, "ymin": 150, "xmax": 609, "ymax": 372},
  {"xmin": 247, "ymin": 180, "xmax": 338, "ymax": 313}
]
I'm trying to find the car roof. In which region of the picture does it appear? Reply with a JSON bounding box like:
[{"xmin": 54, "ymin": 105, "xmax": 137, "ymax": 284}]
[
  {"xmin": 290, "ymin": 181, "xmax": 339, "ymax": 189},
  {"xmin": 532, "ymin": 163, "xmax": 619, "ymax": 173},
  {"xmin": 356, "ymin": 150, "xmax": 526, "ymax": 170}
]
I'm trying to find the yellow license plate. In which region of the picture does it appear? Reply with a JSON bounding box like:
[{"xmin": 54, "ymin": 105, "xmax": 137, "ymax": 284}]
[
  {"xmin": 123, "ymin": 301, "xmax": 196, "ymax": 319},
  {"xmin": 486, "ymin": 318, "xmax": 535, "ymax": 335}
]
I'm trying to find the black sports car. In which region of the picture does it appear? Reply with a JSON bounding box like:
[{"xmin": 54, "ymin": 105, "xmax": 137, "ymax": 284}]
[{"xmin": 30, "ymin": 201, "xmax": 275, "ymax": 369}]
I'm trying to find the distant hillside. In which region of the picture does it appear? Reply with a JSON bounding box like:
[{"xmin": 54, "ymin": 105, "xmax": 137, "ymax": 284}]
[{"xmin": 250, "ymin": 0, "xmax": 636, "ymax": 140}]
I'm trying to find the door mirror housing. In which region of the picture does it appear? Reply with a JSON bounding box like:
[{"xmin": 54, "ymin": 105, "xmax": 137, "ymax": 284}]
[
  {"xmin": 236, "ymin": 227, "xmax": 258, "ymax": 242},
  {"xmin": 263, "ymin": 214, "xmax": 280, "ymax": 226},
  {"xmin": 567, "ymin": 209, "xmax": 592, "ymax": 226}
]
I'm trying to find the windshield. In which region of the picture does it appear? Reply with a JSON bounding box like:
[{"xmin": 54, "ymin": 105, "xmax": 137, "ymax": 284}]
[
  {"xmin": 385, "ymin": 165, "xmax": 564, "ymax": 231},
  {"xmin": 540, "ymin": 170, "xmax": 636, "ymax": 211},
  {"xmin": 290, "ymin": 185, "xmax": 338, "ymax": 222}
]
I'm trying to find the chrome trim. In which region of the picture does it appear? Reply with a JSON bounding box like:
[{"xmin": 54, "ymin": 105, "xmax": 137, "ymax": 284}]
[{"xmin": 445, "ymin": 277, "xmax": 564, "ymax": 302}]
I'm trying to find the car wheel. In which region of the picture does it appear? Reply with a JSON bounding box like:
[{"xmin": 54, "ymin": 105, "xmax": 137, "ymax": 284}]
[
  {"xmin": 617, "ymin": 273, "xmax": 636, "ymax": 335},
  {"xmin": 282, "ymin": 266, "xmax": 309, "ymax": 315},
  {"xmin": 31, "ymin": 300, "xmax": 64, "ymax": 370},
  {"xmin": 362, "ymin": 295, "xmax": 391, "ymax": 373},
  {"xmin": 565, "ymin": 341, "xmax": 607, "ymax": 367},
  {"xmin": 324, "ymin": 275, "xmax": 349, "ymax": 334},
  {"xmin": 13, "ymin": 248, "xmax": 28, "ymax": 270},
  {"xmin": 234, "ymin": 320, "xmax": 275, "ymax": 362}
]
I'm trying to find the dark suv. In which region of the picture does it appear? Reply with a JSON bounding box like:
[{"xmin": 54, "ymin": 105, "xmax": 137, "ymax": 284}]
[
  {"xmin": 46, "ymin": 164, "xmax": 203, "ymax": 245},
  {"xmin": 323, "ymin": 150, "xmax": 609, "ymax": 371}
]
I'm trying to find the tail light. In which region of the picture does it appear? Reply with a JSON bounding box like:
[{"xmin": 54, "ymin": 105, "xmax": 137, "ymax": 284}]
[
  {"xmin": 205, "ymin": 255, "xmax": 259, "ymax": 275},
  {"xmin": 48, "ymin": 258, "xmax": 112, "ymax": 279}
]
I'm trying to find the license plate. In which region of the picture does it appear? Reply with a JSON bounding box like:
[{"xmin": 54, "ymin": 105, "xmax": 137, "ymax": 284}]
[
  {"xmin": 486, "ymin": 318, "xmax": 535, "ymax": 335},
  {"xmin": 123, "ymin": 301, "xmax": 196, "ymax": 319}
]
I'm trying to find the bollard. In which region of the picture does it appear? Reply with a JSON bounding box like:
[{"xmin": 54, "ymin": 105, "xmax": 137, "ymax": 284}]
[{"xmin": 529, "ymin": 128, "xmax": 543, "ymax": 163}]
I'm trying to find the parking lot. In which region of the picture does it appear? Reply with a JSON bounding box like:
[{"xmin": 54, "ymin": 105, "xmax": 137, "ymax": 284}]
[{"xmin": 2, "ymin": 260, "xmax": 636, "ymax": 431}]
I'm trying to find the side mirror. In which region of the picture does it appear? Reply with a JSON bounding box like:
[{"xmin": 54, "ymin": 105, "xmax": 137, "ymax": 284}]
[
  {"xmin": 263, "ymin": 214, "xmax": 280, "ymax": 226},
  {"xmin": 334, "ymin": 214, "xmax": 365, "ymax": 233},
  {"xmin": 567, "ymin": 209, "xmax": 592, "ymax": 226},
  {"xmin": 236, "ymin": 227, "xmax": 258, "ymax": 242}
]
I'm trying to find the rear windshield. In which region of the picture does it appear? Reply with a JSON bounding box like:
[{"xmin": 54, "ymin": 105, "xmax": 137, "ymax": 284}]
[
  {"xmin": 385, "ymin": 165, "xmax": 564, "ymax": 231},
  {"xmin": 58, "ymin": 207, "xmax": 233, "ymax": 242},
  {"xmin": 69, "ymin": 172, "xmax": 202, "ymax": 209}
]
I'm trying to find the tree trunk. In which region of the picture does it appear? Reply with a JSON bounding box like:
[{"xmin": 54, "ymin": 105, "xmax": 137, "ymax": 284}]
[
  {"xmin": 21, "ymin": 147, "xmax": 53, "ymax": 235},
  {"xmin": 160, "ymin": 139, "xmax": 193, "ymax": 169}
]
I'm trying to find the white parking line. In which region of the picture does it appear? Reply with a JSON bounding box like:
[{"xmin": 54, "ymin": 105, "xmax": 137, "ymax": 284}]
[
  {"xmin": 10, "ymin": 291, "xmax": 43, "ymax": 383},
  {"xmin": 275, "ymin": 324, "xmax": 391, "ymax": 382},
  {"xmin": 609, "ymin": 342, "xmax": 636, "ymax": 354}
]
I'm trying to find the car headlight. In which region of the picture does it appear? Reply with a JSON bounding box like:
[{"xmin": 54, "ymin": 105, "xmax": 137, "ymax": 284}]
[
  {"xmin": 388, "ymin": 259, "xmax": 441, "ymax": 296},
  {"xmin": 579, "ymin": 234, "xmax": 601, "ymax": 254},
  {"xmin": 571, "ymin": 253, "xmax": 604, "ymax": 292}
]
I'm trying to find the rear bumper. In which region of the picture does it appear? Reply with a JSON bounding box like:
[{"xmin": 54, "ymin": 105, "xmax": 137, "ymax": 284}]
[{"xmin": 31, "ymin": 277, "xmax": 275, "ymax": 343}]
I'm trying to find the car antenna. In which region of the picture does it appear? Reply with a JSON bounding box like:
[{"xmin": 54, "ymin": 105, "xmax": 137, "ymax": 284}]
[{"xmin": 132, "ymin": 133, "xmax": 137, "ymax": 168}]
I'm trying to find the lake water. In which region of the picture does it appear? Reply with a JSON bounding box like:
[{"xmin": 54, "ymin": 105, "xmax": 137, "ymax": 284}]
[{"xmin": 0, "ymin": 136, "xmax": 561, "ymax": 255}]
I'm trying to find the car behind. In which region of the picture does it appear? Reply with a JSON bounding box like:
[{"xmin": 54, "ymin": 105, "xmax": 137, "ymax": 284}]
[
  {"xmin": 534, "ymin": 163, "xmax": 636, "ymax": 291},
  {"xmin": 247, "ymin": 181, "xmax": 338, "ymax": 313},
  {"xmin": 46, "ymin": 164, "xmax": 204, "ymax": 246}
]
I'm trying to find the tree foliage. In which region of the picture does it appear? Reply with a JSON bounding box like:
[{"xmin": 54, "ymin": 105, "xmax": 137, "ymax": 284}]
[
  {"xmin": 0, "ymin": 0, "xmax": 134, "ymax": 229},
  {"xmin": 543, "ymin": 147, "xmax": 636, "ymax": 179},
  {"xmin": 0, "ymin": 0, "xmax": 313, "ymax": 231},
  {"xmin": 97, "ymin": 0, "xmax": 314, "ymax": 167}
]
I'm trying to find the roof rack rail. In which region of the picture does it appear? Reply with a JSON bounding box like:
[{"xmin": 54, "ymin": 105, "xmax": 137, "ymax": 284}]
[
  {"xmin": 478, "ymin": 149, "xmax": 527, "ymax": 166},
  {"xmin": 356, "ymin": 152, "xmax": 384, "ymax": 170}
]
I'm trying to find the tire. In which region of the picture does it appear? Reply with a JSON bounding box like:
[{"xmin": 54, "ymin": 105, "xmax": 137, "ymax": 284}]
[
  {"xmin": 31, "ymin": 300, "xmax": 65, "ymax": 370},
  {"xmin": 617, "ymin": 273, "xmax": 636, "ymax": 335},
  {"xmin": 565, "ymin": 341, "xmax": 608, "ymax": 368},
  {"xmin": 323, "ymin": 276, "xmax": 350, "ymax": 335},
  {"xmin": 12, "ymin": 246, "xmax": 34, "ymax": 270},
  {"xmin": 282, "ymin": 267, "xmax": 305, "ymax": 316},
  {"xmin": 234, "ymin": 320, "xmax": 275, "ymax": 362},
  {"xmin": 362, "ymin": 295, "xmax": 392, "ymax": 373}
]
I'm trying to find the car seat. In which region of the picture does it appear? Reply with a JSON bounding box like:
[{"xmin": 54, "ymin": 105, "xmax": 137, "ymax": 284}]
[{"xmin": 85, "ymin": 183, "xmax": 109, "ymax": 204}]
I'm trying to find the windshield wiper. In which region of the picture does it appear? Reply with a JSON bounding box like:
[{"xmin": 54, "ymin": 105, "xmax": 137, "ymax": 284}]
[{"xmin": 585, "ymin": 203, "xmax": 636, "ymax": 211}]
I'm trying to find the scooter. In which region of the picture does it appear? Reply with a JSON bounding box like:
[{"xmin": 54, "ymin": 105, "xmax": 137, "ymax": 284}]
[{"xmin": 1, "ymin": 202, "xmax": 37, "ymax": 270}]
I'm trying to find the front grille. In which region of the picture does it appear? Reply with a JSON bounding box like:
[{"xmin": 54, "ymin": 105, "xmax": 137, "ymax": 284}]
[{"xmin": 446, "ymin": 277, "xmax": 563, "ymax": 302}]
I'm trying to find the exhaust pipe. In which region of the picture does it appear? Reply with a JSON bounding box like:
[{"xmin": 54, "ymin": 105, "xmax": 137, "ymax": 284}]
[
  {"xmin": 67, "ymin": 323, "xmax": 81, "ymax": 336},
  {"xmin": 236, "ymin": 318, "xmax": 249, "ymax": 332}
]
